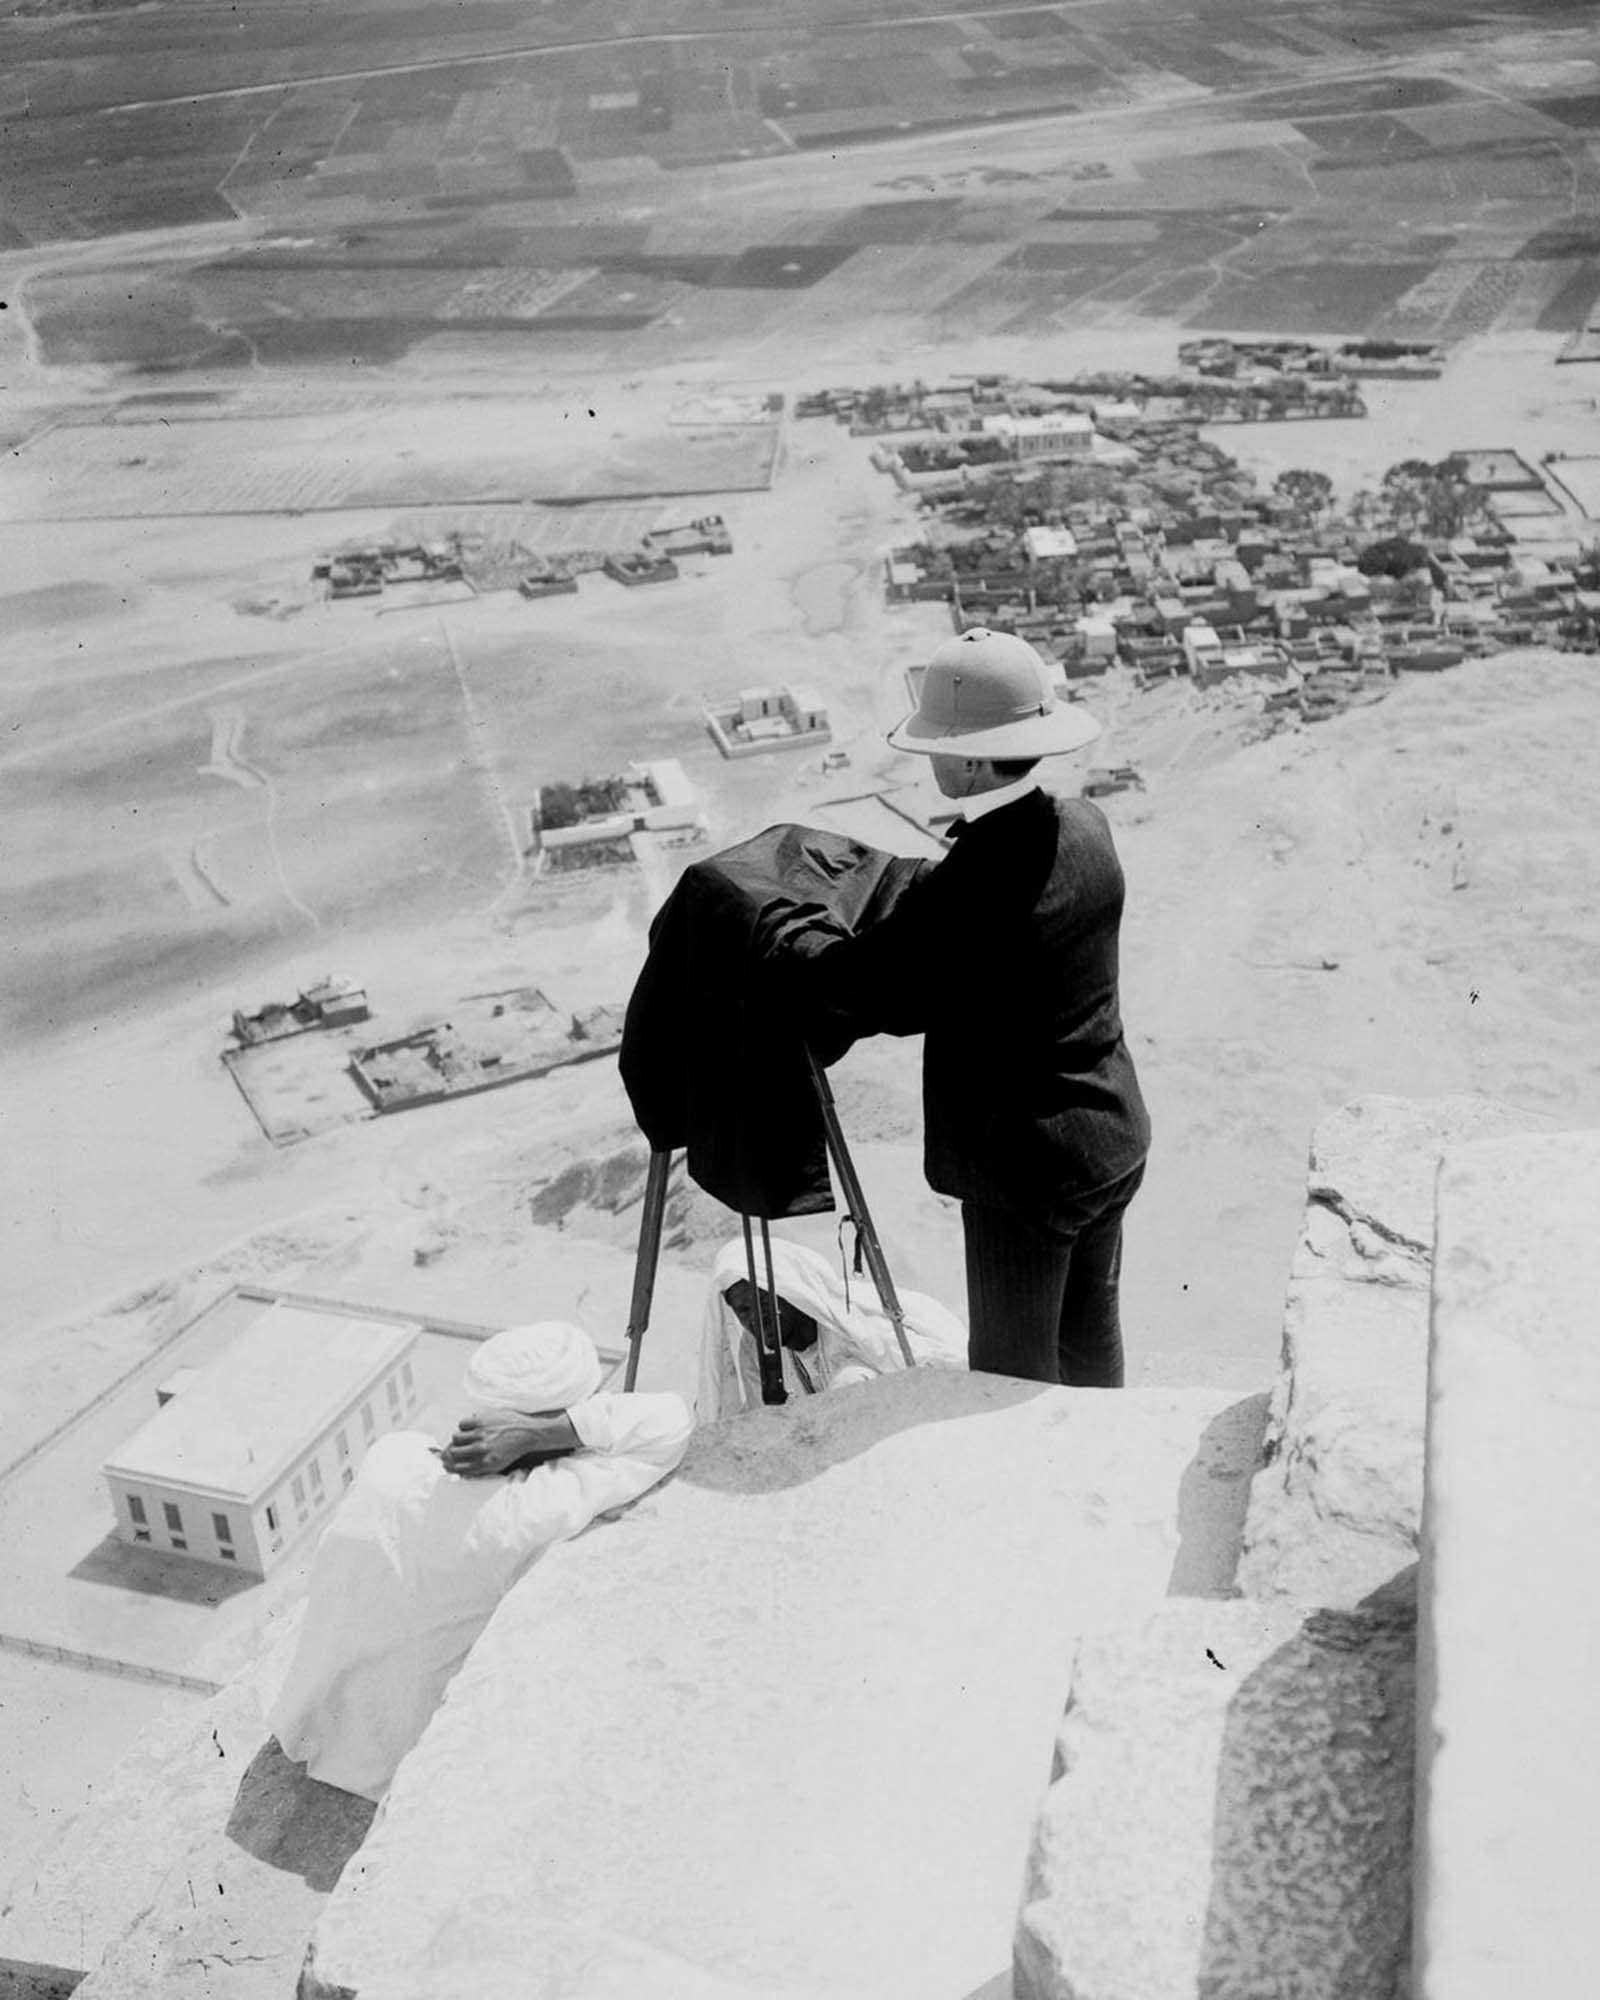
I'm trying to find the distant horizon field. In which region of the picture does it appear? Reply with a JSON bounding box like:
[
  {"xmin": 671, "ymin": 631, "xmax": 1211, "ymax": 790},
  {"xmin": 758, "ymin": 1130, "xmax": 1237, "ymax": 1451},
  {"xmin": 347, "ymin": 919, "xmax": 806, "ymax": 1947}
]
[{"xmin": 6, "ymin": 0, "xmax": 1600, "ymax": 371}]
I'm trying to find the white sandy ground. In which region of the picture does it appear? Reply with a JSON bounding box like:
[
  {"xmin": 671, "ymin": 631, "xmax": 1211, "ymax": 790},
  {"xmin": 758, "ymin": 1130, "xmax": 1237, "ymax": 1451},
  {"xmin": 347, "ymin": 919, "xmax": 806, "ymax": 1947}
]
[{"xmin": 1, "ymin": 324, "xmax": 1599, "ymax": 1900}]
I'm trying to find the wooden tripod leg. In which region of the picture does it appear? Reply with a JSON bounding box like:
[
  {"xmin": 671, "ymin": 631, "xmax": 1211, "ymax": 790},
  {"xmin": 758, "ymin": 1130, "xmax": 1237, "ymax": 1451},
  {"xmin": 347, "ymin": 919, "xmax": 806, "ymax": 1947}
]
[
  {"xmin": 623, "ymin": 1149, "xmax": 673, "ymax": 1391},
  {"xmin": 805, "ymin": 1047, "xmax": 916, "ymax": 1369},
  {"xmin": 742, "ymin": 1214, "xmax": 787, "ymax": 1406}
]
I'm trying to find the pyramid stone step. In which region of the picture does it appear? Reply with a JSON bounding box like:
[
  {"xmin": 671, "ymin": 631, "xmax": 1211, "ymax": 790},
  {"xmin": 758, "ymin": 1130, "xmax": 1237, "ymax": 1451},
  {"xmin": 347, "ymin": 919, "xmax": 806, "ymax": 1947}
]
[
  {"xmin": 1416, "ymin": 1131, "xmax": 1600, "ymax": 2000},
  {"xmin": 1237, "ymin": 1095, "xmax": 1540, "ymax": 1608},
  {"xmin": 302, "ymin": 1371, "xmax": 1265, "ymax": 2000},
  {"xmin": 1015, "ymin": 1589, "xmax": 1416, "ymax": 2000}
]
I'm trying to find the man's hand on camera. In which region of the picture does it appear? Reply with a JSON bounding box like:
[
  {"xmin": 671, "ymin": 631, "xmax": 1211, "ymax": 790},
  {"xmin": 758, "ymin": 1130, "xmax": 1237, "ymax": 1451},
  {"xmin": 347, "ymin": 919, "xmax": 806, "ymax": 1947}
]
[{"xmin": 440, "ymin": 1411, "xmax": 579, "ymax": 1477}]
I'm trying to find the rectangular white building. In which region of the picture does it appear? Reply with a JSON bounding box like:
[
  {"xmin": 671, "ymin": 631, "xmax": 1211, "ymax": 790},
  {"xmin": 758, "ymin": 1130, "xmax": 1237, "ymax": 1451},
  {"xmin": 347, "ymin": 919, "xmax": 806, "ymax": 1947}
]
[
  {"xmin": 1024, "ymin": 524, "xmax": 1079, "ymax": 561},
  {"xmin": 704, "ymin": 684, "xmax": 832, "ymax": 758},
  {"xmin": 980, "ymin": 412, "xmax": 1095, "ymax": 461},
  {"xmin": 102, "ymin": 1302, "xmax": 421, "ymax": 1577}
]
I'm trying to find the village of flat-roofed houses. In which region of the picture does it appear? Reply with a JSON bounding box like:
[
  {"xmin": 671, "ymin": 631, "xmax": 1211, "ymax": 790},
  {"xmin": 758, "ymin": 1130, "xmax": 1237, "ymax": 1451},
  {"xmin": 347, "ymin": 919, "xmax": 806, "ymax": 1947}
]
[{"xmin": 789, "ymin": 338, "xmax": 1600, "ymax": 738}]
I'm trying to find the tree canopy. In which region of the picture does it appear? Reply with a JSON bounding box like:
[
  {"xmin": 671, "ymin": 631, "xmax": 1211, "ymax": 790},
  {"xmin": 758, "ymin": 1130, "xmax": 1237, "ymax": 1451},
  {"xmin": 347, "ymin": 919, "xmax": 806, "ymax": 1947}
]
[
  {"xmin": 1355, "ymin": 535, "xmax": 1434, "ymax": 580},
  {"xmin": 1379, "ymin": 457, "xmax": 1479, "ymax": 538},
  {"xmin": 1272, "ymin": 468, "xmax": 1335, "ymax": 516}
]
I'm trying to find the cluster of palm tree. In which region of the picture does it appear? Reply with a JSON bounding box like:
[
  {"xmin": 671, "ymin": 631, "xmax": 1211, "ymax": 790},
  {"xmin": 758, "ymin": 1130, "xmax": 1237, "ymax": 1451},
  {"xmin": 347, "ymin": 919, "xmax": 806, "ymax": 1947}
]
[{"xmin": 1274, "ymin": 457, "xmax": 1493, "ymax": 541}]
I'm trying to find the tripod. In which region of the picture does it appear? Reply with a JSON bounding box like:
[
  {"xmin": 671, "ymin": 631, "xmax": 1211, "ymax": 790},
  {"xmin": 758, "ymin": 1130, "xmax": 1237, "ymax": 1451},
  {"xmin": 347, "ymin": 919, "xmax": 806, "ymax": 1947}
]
[{"xmin": 622, "ymin": 1048, "xmax": 916, "ymax": 1401}]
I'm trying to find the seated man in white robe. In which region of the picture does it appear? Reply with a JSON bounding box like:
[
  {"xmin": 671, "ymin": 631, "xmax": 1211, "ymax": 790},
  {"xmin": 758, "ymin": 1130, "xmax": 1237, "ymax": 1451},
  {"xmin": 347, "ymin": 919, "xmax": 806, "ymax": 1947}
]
[
  {"xmin": 697, "ymin": 1235, "xmax": 967, "ymax": 1421},
  {"xmin": 268, "ymin": 1320, "xmax": 691, "ymax": 1802}
]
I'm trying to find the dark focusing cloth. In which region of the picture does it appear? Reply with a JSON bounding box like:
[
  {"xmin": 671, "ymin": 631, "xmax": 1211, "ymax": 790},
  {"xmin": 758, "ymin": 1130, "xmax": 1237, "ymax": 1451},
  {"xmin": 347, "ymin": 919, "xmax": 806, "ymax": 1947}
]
[
  {"xmin": 620, "ymin": 825, "xmax": 928, "ymax": 1219},
  {"xmin": 782, "ymin": 789, "xmax": 1150, "ymax": 1227}
]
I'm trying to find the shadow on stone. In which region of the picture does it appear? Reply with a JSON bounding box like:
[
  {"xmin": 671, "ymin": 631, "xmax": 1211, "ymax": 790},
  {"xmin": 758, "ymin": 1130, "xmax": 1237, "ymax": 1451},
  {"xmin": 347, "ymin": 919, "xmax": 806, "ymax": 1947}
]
[
  {"xmin": 68, "ymin": 1532, "xmax": 259, "ymax": 1603},
  {"xmin": 1166, "ymin": 1392, "xmax": 1271, "ymax": 1599},
  {"xmin": 224, "ymin": 1738, "xmax": 377, "ymax": 1894},
  {"xmin": 958, "ymin": 1972, "xmax": 1013, "ymax": 2000},
  {"xmin": 1195, "ymin": 1567, "xmax": 1417, "ymax": 1998},
  {"xmin": 676, "ymin": 1368, "xmax": 1048, "ymax": 1494}
]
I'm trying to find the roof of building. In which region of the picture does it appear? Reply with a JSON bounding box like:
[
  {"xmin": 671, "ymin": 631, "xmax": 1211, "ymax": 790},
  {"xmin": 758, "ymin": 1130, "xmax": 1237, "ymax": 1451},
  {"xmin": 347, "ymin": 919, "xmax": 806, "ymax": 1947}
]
[
  {"xmin": 982, "ymin": 412, "xmax": 1094, "ymax": 437},
  {"xmin": 103, "ymin": 1304, "xmax": 419, "ymax": 1504},
  {"xmin": 636, "ymin": 758, "xmax": 695, "ymax": 807}
]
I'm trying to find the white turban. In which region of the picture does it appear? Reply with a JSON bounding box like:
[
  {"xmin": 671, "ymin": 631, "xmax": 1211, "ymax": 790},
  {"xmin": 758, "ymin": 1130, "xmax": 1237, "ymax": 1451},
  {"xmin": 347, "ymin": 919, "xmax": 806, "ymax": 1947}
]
[{"xmin": 461, "ymin": 1321, "xmax": 602, "ymax": 1414}]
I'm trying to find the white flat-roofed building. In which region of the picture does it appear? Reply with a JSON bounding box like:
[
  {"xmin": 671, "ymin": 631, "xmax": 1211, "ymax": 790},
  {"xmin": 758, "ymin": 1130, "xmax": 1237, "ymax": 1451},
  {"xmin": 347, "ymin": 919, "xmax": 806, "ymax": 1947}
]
[
  {"xmin": 980, "ymin": 412, "xmax": 1095, "ymax": 461},
  {"xmin": 785, "ymin": 683, "xmax": 829, "ymax": 734},
  {"xmin": 102, "ymin": 1303, "xmax": 421, "ymax": 1578},
  {"xmin": 704, "ymin": 684, "xmax": 831, "ymax": 758},
  {"xmin": 632, "ymin": 759, "xmax": 699, "ymax": 829},
  {"xmin": 1023, "ymin": 525, "xmax": 1078, "ymax": 562},
  {"xmin": 1076, "ymin": 614, "xmax": 1118, "ymax": 661},
  {"xmin": 1181, "ymin": 620, "xmax": 1223, "ymax": 677}
]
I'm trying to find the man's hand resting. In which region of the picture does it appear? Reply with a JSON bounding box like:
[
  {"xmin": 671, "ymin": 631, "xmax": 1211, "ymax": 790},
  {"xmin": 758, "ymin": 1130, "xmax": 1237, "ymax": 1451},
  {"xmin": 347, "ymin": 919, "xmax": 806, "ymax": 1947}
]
[{"xmin": 440, "ymin": 1410, "xmax": 580, "ymax": 1477}]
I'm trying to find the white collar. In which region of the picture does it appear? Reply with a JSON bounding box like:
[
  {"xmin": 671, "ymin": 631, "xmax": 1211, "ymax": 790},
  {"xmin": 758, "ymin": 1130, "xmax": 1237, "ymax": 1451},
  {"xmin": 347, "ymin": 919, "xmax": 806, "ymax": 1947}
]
[{"xmin": 957, "ymin": 772, "xmax": 1043, "ymax": 824}]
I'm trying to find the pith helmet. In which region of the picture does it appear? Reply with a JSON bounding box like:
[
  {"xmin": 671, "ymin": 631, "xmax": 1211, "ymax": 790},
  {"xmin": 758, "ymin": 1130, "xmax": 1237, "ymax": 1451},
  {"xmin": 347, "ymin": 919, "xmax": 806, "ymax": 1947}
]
[{"xmin": 887, "ymin": 627, "xmax": 1103, "ymax": 759}]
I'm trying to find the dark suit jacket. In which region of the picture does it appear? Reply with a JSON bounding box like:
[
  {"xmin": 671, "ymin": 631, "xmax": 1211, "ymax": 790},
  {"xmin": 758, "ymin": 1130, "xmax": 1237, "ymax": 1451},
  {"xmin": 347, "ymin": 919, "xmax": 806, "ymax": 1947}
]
[{"xmin": 786, "ymin": 789, "xmax": 1150, "ymax": 1224}]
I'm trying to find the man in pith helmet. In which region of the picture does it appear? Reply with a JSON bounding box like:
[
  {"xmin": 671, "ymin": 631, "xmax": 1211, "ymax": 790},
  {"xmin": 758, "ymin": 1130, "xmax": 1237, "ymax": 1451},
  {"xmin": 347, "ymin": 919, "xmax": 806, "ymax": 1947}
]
[{"xmin": 773, "ymin": 626, "xmax": 1150, "ymax": 1388}]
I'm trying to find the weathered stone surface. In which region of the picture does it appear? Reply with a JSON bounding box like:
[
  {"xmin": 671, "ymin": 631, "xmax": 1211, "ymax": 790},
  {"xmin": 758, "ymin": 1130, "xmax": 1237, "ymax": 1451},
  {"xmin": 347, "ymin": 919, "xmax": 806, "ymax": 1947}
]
[
  {"xmin": 1015, "ymin": 1586, "xmax": 1416, "ymax": 2000},
  {"xmin": 303, "ymin": 1371, "xmax": 1264, "ymax": 2000},
  {"xmin": 0, "ymin": 1632, "xmax": 368, "ymax": 2000},
  {"xmin": 1302, "ymin": 1096, "xmax": 1535, "ymax": 1259},
  {"xmin": 71, "ymin": 1734, "xmax": 374, "ymax": 2000},
  {"xmin": 0, "ymin": 1677, "xmax": 266, "ymax": 1988},
  {"xmin": 1239, "ymin": 1094, "xmax": 1540, "ymax": 1604},
  {"xmin": 1416, "ymin": 1130, "xmax": 1600, "ymax": 2000}
]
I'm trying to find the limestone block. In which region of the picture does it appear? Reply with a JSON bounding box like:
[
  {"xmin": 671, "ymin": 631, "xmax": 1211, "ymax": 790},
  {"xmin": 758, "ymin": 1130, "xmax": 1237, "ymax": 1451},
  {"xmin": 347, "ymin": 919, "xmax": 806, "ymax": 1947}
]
[
  {"xmin": 1303, "ymin": 1095, "xmax": 1540, "ymax": 1257},
  {"xmin": 70, "ymin": 1736, "xmax": 374, "ymax": 2000},
  {"xmin": 1015, "ymin": 1589, "xmax": 1416, "ymax": 2000},
  {"xmin": 0, "ymin": 1677, "xmax": 268, "ymax": 1990},
  {"xmin": 1416, "ymin": 1130, "xmax": 1600, "ymax": 2000},
  {"xmin": 0, "ymin": 1626, "xmax": 366, "ymax": 2000},
  {"xmin": 303, "ymin": 1371, "xmax": 1263, "ymax": 2000},
  {"xmin": 1239, "ymin": 1094, "xmax": 1538, "ymax": 1604}
]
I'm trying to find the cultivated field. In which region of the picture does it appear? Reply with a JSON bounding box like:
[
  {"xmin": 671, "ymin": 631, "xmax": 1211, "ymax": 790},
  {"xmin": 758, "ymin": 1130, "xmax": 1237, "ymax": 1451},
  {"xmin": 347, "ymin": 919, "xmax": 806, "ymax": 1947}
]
[{"xmin": 6, "ymin": 0, "xmax": 1600, "ymax": 370}]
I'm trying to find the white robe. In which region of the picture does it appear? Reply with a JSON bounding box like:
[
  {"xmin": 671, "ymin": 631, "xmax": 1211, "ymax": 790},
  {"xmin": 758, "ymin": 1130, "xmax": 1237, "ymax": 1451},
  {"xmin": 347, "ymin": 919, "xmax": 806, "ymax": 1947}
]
[
  {"xmin": 696, "ymin": 1235, "xmax": 966, "ymax": 1422},
  {"xmin": 267, "ymin": 1390, "xmax": 691, "ymax": 1801}
]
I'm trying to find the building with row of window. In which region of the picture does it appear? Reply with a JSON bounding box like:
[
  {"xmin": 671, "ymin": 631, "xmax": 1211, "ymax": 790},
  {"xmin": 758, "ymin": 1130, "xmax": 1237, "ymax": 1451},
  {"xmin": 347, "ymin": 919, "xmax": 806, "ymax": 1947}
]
[{"xmin": 101, "ymin": 1302, "xmax": 421, "ymax": 1577}]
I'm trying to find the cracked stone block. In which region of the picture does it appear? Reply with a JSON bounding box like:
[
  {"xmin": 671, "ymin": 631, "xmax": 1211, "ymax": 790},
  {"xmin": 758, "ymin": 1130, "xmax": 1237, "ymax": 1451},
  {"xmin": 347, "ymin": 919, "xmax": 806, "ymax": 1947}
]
[
  {"xmin": 1015, "ymin": 1586, "xmax": 1416, "ymax": 2000},
  {"xmin": 1304, "ymin": 1095, "xmax": 1538, "ymax": 1254},
  {"xmin": 0, "ymin": 1628, "xmax": 369, "ymax": 2000},
  {"xmin": 69, "ymin": 1728, "xmax": 375, "ymax": 2000},
  {"xmin": 0, "ymin": 1678, "xmax": 269, "ymax": 1991},
  {"xmin": 301, "ymin": 1370, "xmax": 1262, "ymax": 2000},
  {"xmin": 1239, "ymin": 1095, "xmax": 1542, "ymax": 1605},
  {"xmin": 1416, "ymin": 1131, "xmax": 1600, "ymax": 2000}
]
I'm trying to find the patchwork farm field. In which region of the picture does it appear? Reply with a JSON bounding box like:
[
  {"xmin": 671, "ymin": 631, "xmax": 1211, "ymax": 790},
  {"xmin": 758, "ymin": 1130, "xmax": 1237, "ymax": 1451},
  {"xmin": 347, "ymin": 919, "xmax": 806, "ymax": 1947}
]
[{"xmin": 5, "ymin": 0, "xmax": 1600, "ymax": 364}]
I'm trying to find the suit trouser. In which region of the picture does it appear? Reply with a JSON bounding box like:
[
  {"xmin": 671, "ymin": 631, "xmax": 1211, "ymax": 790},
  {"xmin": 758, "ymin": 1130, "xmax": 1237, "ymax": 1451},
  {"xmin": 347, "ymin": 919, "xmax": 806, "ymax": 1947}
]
[{"xmin": 961, "ymin": 1161, "xmax": 1144, "ymax": 1388}]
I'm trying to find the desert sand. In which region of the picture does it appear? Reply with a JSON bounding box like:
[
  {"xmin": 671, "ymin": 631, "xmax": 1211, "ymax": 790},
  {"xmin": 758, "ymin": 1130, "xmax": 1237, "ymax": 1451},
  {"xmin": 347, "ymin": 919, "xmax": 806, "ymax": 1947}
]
[{"xmin": 4, "ymin": 331, "xmax": 1598, "ymax": 1354}]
